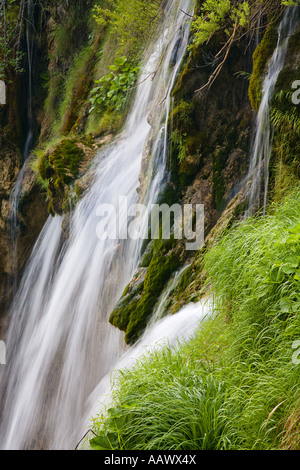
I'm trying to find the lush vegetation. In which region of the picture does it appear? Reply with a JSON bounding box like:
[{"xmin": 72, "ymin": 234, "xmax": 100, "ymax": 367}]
[
  {"xmin": 2, "ymin": 0, "xmax": 300, "ymax": 452},
  {"xmin": 0, "ymin": 0, "xmax": 25, "ymax": 79},
  {"xmin": 90, "ymin": 186, "xmax": 300, "ymax": 450},
  {"xmin": 88, "ymin": 2, "xmax": 300, "ymax": 450},
  {"xmin": 92, "ymin": 0, "xmax": 163, "ymax": 59}
]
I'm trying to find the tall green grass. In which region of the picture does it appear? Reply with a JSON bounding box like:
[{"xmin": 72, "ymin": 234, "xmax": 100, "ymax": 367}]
[
  {"xmin": 90, "ymin": 345, "xmax": 229, "ymax": 450},
  {"xmin": 89, "ymin": 187, "xmax": 300, "ymax": 450}
]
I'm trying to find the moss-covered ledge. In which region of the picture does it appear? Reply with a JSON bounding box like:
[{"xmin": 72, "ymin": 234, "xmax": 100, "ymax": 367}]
[
  {"xmin": 248, "ymin": 23, "xmax": 279, "ymax": 111},
  {"xmin": 34, "ymin": 137, "xmax": 97, "ymax": 216},
  {"xmin": 109, "ymin": 236, "xmax": 187, "ymax": 345}
]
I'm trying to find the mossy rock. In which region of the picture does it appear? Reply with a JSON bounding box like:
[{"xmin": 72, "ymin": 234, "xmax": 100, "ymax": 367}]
[
  {"xmin": 170, "ymin": 100, "xmax": 195, "ymax": 133},
  {"xmin": 140, "ymin": 240, "xmax": 154, "ymax": 268},
  {"xmin": 110, "ymin": 237, "xmax": 186, "ymax": 344},
  {"xmin": 179, "ymin": 153, "xmax": 202, "ymax": 176},
  {"xmin": 38, "ymin": 139, "xmax": 85, "ymax": 215},
  {"xmin": 249, "ymin": 24, "xmax": 278, "ymax": 111}
]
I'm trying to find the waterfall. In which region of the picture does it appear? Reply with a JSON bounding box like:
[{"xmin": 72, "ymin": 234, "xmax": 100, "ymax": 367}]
[
  {"xmin": 0, "ymin": 0, "xmax": 194, "ymax": 450},
  {"xmin": 246, "ymin": 7, "xmax": 298, "ymax": 215}
]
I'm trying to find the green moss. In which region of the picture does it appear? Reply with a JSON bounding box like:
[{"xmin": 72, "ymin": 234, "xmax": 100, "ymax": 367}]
[
  {"xmin": 249, "ymin": 25, "xmax": 278, "ymax": 111},
  {"xmin": 171, "ymin": 58, "xmax": 194, "ymax": 97},
  {"xmin": 140, "ymin": 241, "xmax": 154, "ymax": 268},
  {"xmin": 37, "ymin": 139, "xmax": 84, "ymax": 215},
  {"xmin": 168, "ymin": 95, "xmax": 204, "ymax": 178},
  {"xmin": 170, "ymin": 100, "xmax": 194, "ymax": 133}
]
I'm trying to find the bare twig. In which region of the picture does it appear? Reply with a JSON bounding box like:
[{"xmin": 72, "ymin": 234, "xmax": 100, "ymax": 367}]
[
  {"xmin": 74, "ymin": 429, "xmax": 98, "ymax": 451},
  {"xmin": 195, "ymin": 22, "xmax": 238, "ymax": 94},
  {"xmin": 180, "ymin": 8, "xmax": 195, "ymax": 19}
]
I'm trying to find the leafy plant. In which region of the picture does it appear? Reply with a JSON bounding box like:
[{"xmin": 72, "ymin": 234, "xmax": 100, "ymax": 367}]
[
  {"xmin": 172, "ymin": 130, "xmax": 188, "ymax": 163},
  {"xmin": 89, "ymin": 56, "xmax": 140, "ymax": 114},
  {"xmin": 189, "ymin": 0, "xmax": 300, "ymax": 93},
  {"xmin": 191, "ymin": 0, "xmax": 299, "ymax": 51}
]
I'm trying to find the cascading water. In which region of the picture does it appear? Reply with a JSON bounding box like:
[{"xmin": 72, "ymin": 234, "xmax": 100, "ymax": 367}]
[
  {"xmin": 246, "ymin": 7, "xmax": 298, "ymax": 215},
  {"xmin": 0, "ymin": 0, "xmax": 194, "ymax": 450}
]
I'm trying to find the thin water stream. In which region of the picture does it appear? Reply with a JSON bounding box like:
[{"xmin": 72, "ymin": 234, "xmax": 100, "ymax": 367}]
[{"xmin": 246, "ymin": 7, "xmax": 298, "ymax": 214}]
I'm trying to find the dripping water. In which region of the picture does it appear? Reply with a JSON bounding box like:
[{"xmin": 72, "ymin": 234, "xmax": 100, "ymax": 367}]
[
  {"xmin": 9, "ymin": 0, "xmax": 35, "ymax": 286},
  {"xmin": 246, "ymin": 7, "xmax": 299, "ymax": 215}
]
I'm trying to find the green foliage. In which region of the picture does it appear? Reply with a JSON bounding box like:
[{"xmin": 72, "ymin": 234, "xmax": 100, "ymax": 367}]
[
  {"xmin": 92, "ymin": 0, "xmax": 163, "ymax": 59},
  {"xmin": 89, "ymin": 56, "xmax": 140, "ymax": 114},
  {"xmin": 282, "ymin": 0, "xmax": 300, "ymax": 5},
  {"xmin": 191, "ymin": 0, "xmax": 299, "ymax": 52},
  {"xmin": 190, "ymin": 0, "xmax": 250, "ymax": 50},
  {"xmin": 171, "ymin": 130, "xmax": 188, "ymax": 163},
  {"xmin": 0, "ymin": 0, "xmax": 24, "ymax": 79},
  {"xmin": 205, "ymin": 189, "xmax": 300, "ymax": 325},
  {"xmin": 170, "ymin": 100, "xmax": 201, "ymax": 166}
]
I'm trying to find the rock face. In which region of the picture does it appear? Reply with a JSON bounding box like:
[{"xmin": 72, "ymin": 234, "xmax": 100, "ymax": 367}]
[{"xmin": 0, "ymin": 135, "xmax": 21, "ymax": 324}]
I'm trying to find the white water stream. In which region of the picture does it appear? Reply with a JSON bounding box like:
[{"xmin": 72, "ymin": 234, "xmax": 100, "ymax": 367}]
[
  {"xmin": 247, "ymin": 7, "xmax": 298, "ymax": 214},
  {"xmin": 0, "ymin": 0, "xmax": 194, "ymax": 450}
]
